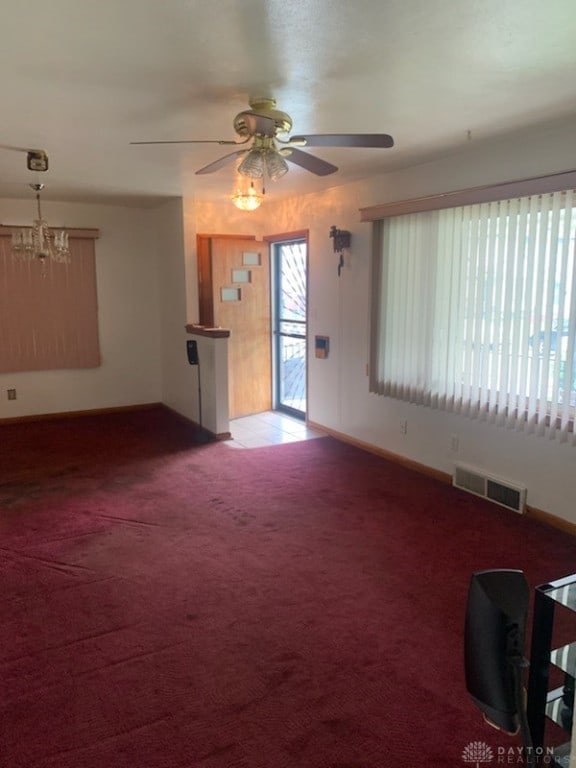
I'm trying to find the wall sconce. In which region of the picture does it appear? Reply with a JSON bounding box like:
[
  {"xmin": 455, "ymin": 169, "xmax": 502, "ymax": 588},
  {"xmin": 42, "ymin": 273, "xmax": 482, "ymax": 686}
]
[{"xmin": 330, "ymin": 225, "xmax": 351, "ymax": 277}]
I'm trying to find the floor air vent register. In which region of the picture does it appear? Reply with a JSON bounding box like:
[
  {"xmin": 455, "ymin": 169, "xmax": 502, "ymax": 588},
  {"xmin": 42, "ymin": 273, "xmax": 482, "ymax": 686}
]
[{"xmin": 453, "ymin": 463, "xmax": 527, "ymax": 514}]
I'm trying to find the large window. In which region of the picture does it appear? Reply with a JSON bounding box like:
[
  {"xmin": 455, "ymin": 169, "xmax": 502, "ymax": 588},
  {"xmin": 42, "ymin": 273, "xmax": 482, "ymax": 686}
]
[
  {"xmin": 0, "ymin": 233, "xmax": 100, "ymax": 374},
  {"xmin": 370, "ymin": 189, "xmax": 576, "ymax": 442}
]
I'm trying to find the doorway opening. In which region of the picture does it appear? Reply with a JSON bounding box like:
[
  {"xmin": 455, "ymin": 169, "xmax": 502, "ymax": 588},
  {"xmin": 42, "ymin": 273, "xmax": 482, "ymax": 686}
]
[{"xmin": 271, "ymin": 237, "xmax": 308, "ymax": 420}]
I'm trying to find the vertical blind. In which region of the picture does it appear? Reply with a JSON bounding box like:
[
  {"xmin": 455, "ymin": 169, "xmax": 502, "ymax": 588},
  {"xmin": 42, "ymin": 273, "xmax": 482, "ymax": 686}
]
[
  {"xmin": 0, "ymin": 235, "xmax": 100, "ymax": 373},
  {"xmin": 370, "ymin": 190, "xmax": 576, "ymax": 443}
]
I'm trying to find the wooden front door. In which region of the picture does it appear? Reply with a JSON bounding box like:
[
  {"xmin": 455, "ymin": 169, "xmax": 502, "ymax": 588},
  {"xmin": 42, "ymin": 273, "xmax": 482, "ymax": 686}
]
[{"xmin": 209, "ymin": 237, "xmax": 271, "ymax": 419}]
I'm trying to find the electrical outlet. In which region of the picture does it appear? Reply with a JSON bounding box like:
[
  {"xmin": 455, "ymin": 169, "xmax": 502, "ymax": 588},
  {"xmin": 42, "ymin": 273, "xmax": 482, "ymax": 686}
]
[
  {"xmin": 400, "ymin": 420, "xmax": 408, "ymax": 435},
  {"xmin": 7, "ymin": 388, "xmax": 17, "ymax": 400}
]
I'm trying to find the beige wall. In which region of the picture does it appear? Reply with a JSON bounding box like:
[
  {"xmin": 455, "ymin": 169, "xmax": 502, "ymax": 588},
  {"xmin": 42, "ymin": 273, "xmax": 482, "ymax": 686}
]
[
  {"xmin": 190, "ymin": 114, "xmax": 576, "ymax": 525},
  {"xmin": 0, "ymin": 198, "xmax": 162, "ymax": 418}
]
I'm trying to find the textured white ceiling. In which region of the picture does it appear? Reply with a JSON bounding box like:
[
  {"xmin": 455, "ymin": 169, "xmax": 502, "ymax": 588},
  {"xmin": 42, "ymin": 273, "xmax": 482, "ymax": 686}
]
[{"xmin": 0, "ymin": 0, "xmax": 575, "ymax": 206}]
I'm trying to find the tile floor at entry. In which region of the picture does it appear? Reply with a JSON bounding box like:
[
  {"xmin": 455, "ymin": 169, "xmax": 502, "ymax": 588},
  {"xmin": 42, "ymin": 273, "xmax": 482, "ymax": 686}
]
[{"xmin": 227, "ymin": 410, "xmax": 325, "ymax": 449}]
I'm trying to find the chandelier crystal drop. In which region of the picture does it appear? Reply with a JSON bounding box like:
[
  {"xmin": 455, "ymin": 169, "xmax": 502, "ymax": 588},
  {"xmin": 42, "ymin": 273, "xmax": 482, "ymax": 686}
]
[{"xmin": 11, "ymin": 184, "xmax": 71, "ymax": 265}]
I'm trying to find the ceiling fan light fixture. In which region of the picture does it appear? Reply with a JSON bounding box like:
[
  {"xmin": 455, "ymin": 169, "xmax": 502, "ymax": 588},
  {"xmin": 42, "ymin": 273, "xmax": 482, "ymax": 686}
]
[
  {"xmin": 264, "ymin": 150, "xmax": 289, "ymax": 181},
  {"xmin": 238, "ymin": 148, "xmax": 264, "ymax": 179}
]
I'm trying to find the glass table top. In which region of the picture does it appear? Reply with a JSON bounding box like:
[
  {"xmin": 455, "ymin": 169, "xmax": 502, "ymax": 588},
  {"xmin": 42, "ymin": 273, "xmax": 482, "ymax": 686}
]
[{"xmin": 539, "ymin": 575, "xmax": 576, "ymax": 612}]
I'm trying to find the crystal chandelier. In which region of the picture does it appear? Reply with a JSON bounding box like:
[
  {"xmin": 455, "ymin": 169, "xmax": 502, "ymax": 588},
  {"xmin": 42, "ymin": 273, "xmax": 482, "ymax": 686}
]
[
  {"xmin": 231, "ymin": 181, "xmax": 264, "ymax": 211},
  {"xmin": 12, "ymin": 183, "xmax": 70, "ymax": 265}
]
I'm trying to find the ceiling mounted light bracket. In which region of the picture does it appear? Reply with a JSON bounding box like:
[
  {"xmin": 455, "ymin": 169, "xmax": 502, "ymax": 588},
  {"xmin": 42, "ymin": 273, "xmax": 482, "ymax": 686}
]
[
  {"xmin": 26, "ymin": 150, "xmax": 49, "ymax": 172},
  {"xmin": 330, "ymin": 225, "xmax": 351, "ymax": 277}
]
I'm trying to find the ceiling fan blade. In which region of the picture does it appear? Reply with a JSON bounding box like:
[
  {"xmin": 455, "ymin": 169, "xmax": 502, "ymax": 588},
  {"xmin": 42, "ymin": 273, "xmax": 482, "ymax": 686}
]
[
  {"xmin": 289, "ymin": 133, "xmax": 394, "ymax": 149},
  {"xmin": 0, "ymin": 142, "xmax": 39, "ymax": 152},
  {"xmin": 283, "ymin": 148, "xmax": 338, "ymax": 176},
  {"xmin": 195, "ymin": 149, "xmax": 249, "ymax": 175},
  {"xmin": 130, "ymin": 139, "xmax": 242, "ymax": 146}
]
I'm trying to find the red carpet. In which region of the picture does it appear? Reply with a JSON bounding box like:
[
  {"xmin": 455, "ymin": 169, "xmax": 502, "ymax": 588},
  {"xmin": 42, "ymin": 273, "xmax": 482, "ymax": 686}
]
[{"xmin": 1, "ymin": 408, "xmax": 575, "ymax": 767}]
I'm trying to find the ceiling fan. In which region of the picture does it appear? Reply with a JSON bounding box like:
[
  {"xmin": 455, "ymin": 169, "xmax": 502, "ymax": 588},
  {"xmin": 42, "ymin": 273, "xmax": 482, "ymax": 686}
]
[
  {"xmin": 0, "ymin": 143, "xmax": 49, "ymax": 172},
  {"xmin": 131, "ymin": 98, "xmax": 394, "ymax": 180}
]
